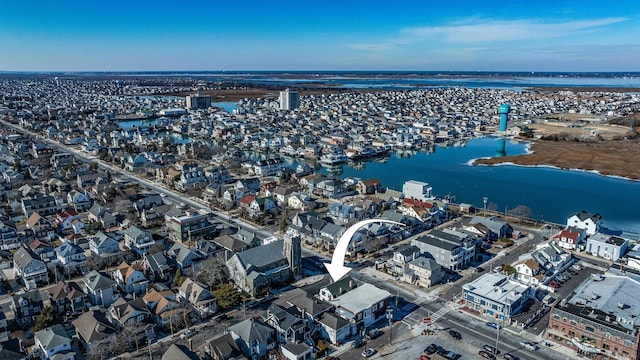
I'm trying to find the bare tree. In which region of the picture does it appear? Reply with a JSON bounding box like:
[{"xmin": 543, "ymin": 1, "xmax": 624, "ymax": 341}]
[
  {"xmin": 508, "ymin": 205, "xmax": 532, "ymax": 219},
  {"xmin": 196, "ymin": 256, "xmax": 229, "ymax": 290}
]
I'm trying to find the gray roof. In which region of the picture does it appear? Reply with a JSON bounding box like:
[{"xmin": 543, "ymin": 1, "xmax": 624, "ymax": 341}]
[
  {"xmin": 413, "ymin": 235, "xmax": 459, "ymax": 251},
  {"xmin": 318, "ymin": 311, "xmax": 350, "ymax": 330},
  {"xmin": 145, "ymin": 252, "xmax": 170, "ymax": 272},
  {"xmin": 282, "ymin": 342, "xmax": 312, "ymax": 356},
  {"xmin": 162, "ymin": 344, "xmax": 200, "ymax": 360},
  {"xmin": 228, "ymin": 317, "xmax": 275, "ymax": 345},
  {"xmin": 325, "ymin": 276, "xmax": 358, "ymax": 298},
  {"xmin": 234, "ymin": 240, "xmax": 286, "ymax": 270},
  {"xmin": 13, "ymin": 246, "xmax": 42, "ymax": 270},
  {"xmin": 123, "ymin": 225, "xmax": 148, "ymax": 239},
  {"xmin": 202, "ymin": 333, "xmax": 242, "ymax": 360},
  {"xmin": 72, "ymin": 309, "xmax": 117, "ymax": 344},
  {"xmin": 35, "ymin": 324, "xmax": 71, "ymax": 350},
  {"xmin": 588, "ymin": 233, "xmax": 628, "ymax": 247},
  {"xmin": 56, "ymin": 242, "xmax": 83, "ymax": 257},
  {"xmin": 82, "ymin": 270, "xmax": 116, "ymax": 291},
  {"xmin": 470, "ymin": 216, "xmax": 508, "ymax": 234},
  {"xmin": 408, "ymin": 257, "xmax": 440, "ymax": 271}
]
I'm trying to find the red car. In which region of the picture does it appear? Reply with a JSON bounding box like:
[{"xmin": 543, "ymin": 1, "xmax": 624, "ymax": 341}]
[{"xmin": 549, "ymin": 281, "xmax": 560, "ymax": 288}]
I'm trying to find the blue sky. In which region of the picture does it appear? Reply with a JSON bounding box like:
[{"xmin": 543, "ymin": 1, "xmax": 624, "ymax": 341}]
[{"xmin": 1, "ymin": 0, "xmax": 639, "ymax": 71}]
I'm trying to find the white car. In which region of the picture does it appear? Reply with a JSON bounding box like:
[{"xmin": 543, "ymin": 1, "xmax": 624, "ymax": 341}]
[
  {"xmin": 362, "ymin": 348, "xmax": 376, "ymax": 358},
  {"xmin": 520, "ymin": 341, "xmax": 539, "ymax": 351},
  {"xmin": 180, "ymin": 329, "xmax": 195, "ymax": 340}
]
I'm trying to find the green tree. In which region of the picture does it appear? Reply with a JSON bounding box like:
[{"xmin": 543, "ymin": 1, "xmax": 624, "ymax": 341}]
[
  {"xmin": 89, "ymin": 161, "xmax": 99, "ymax": 171},
  {"xmin": 279, "ymin": 219, "xmax": 287, "ymax": 232},
  {"xmin": 35, "ymin": 306, "xmax": 55, "ymax": 331},
  {"xmin": 213, "ymin": 283, "xmax": 243, "ymax": 309},
  {"xmin": 503, "ymin": 264, "xmax": 516, "ymax": 276},
  {"xmin": 174, "ymin": 268, "xmax": 186, "ymax": 286}
]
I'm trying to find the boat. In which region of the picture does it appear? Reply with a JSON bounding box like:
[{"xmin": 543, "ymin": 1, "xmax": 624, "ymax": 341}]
[{"xmin": 319, "ymin": 152, "xmax": 348, "ymax": 165}]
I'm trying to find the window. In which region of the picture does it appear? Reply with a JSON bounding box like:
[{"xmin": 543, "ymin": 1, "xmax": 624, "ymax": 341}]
[{"xmin": 585, "ymin": 326, "xmax": 595, "ymax": 332}]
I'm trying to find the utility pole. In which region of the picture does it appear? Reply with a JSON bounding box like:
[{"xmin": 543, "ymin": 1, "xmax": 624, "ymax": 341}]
[{"xmin": 386, "ymin": 308, "xmax": 393, "ymax": 345}]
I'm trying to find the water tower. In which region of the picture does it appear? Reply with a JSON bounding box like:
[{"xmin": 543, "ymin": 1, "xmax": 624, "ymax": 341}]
[{"xmin": 498, "ymin": 103, "xmax": 511, "ymax": 132}]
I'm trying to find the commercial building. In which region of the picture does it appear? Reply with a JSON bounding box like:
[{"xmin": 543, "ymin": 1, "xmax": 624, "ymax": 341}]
[
  {"xmin": 547, "ymin": 273, "xmax": 640, "ymax": 360},
  {"xmin": 186, "ymin": 93, "xmax": 211, "ymax": 109},
  {"xmin": 461, "ymin": 273, "xmax": 535, "ymax": 322},
  {"xmin": 279, "ymin": 88, "xmax": 300, "ymax": 111}
]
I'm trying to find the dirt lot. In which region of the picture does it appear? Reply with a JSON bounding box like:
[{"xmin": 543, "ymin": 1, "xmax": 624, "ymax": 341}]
[{"xmin": 528, "ymin": 121, "xmax": 630, "ymax": 140}]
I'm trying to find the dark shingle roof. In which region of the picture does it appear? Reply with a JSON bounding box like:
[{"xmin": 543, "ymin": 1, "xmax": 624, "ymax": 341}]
[{"xmin": 235, "ymin": 240, "xmax": 285, "ymax": 269}]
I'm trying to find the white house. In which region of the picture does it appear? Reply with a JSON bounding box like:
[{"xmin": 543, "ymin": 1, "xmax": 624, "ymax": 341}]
[
  {"xmin": 35, "ymin": 324, "xmax": 75, "ymax": 360},
  {"xmin": 567, "ymin": 210, "xmax": 602, "ymax": 236},
  {"xmin": 586, "ymin": 233, "xmax": 629, "ymax": 261},
  {"xmin": 402, "ymin": 180, "xmax": 434, "ymax": 201}
]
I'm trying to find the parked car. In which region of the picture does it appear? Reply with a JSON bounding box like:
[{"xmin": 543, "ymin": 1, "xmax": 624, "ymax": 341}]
[
  {"xmin": 179, "ymin": 329, "xmax": 195, "ymax": 340},
  {"xmin": 425, "ymin": 343, "xmax": 438, "ymax": 354},
  {"xmin": 352, "ymin": 339, "xmax": 365, "ymax": 348},
  {"xmin": 520, "ymin": 342, "xmax": 539, "ymax": 351},
  {"xmin": 486, "ymin": 322, "xmax": 500, "ymax": 329},
  {"xmin": 478, "ymin": 350, "xmax": 496, "ymax": 359},
  {"xmin": 572, "ymin": 263, "xmax": 583, "ymax": 271},
  {"xmin": 549, "ymin": 281, "xmax": 560, "ymax": 288},
  {"xmin": 449, "ymin": 330, "xmax": 462, "ymax": 340},
  {"xmin": 493, "ymin": 265, "xmax": 503, "ymax": 273},
  {"xmin": 366, "ymin": 329, "xmax": 383, "ymax": 340},
  {"xmin": 474, "ymin": 266, "xmax": 485, "ymax": 273},
  {"xmin": 362, "ymin": 348, "xmax": 376, "ymax": 358},
  {"xmin": 503, "ymin": 354, "xmax": 519, "ymax": 360},
  {"xmin": 483, "ymin": 345, "xmax": 500, "ymax": 354}
]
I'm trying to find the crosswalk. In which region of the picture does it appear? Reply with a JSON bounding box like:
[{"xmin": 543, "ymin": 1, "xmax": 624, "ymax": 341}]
[{"xmin": 401, "ymin": 306, "xmax": 450, "ymax": 327}]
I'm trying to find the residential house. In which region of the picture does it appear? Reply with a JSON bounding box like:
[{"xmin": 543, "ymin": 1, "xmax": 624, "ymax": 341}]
[
  {"xmin": 21, "ymin": 193, "xmax": 60, "ymax": 217},
  {"xmin": 81, "ymin": 270, "xmax": 119, "ymax": 307},
  {"xmin": 265, "ymin": 303, "xmax": 308, "ymax": 344},
  {"xmin": 29, "ymin": 239, "xmax": 56, "ymax": 263},
  {"xmin": 162, "ymin": 344, "xmax": 200, "ymax": 360},
  {"xmin": 25, "ymin": 212, "xmax": 56, "ymax": 241},
  {"xmin": 112, "ymin": 262, "xmax": 149, "ymax": 295},
  {"xmin": 168, "ymin": 242, "xmax": 201, "ymax": 269},
  {"xmin": 288, "ymin": 211, "xmax": 327, "ymax": 245},
  {"xmin": 514, "ymin": 258, "xmax": 545, "ymax": 286},
  {"xmin": 133, "ymin": 193, "xmax": 164, "ymax": 213},
  {"xmin": 281, "ymin": 342, "xmax": 314, "ymax": 360},
  {"xmin": 314, "ymin": 178, "xmax": 346, "ymax": 198},
  {"xmin": 13, "ymin": 246, "xmax": 48, "ymax": 285},
  {"xmin": 55, "ymin": 209, "xmax": 86, "ymax": 235},
  {"xmin": 227, "ymin": 236, "xmax": 301, "ymax": 295},
  {"xmin": 55, "ymin": 241, "xmax": 86, "ymax": 268},
  {"xmin": 531, "ymin": 242, "xmax": 573, "ymax": 273},
  {"xmin": 462, "ymin": 273, "xmax": 535, "ymax": 322},
  {"xmin": 142, "ymin": 289, "xmax": 183, "ymax": 328},
  {"xmin": 72, "ymin": 309, "xmax": 118, "ymax": 351},
  {"xmin": 198, "ymin": 333, "xmax": 242, "ymax": 360},
  {"xmin": 388, "ymin": 245, "xmax": 421, "ymax": 276},
  {"xmin": 355, "ymin": 178, "xmax": 382, "ymax": 195},
  {"xmin": 227, "ymin": 317, "xmax": 277, "ymax": 359},
  {"xmin": 548, "ymin": 273, "xmax": 640, "ymax": 360},
  {"xmin": 405, "ymin": 257, "xmax": 443, "ymax": 288},
  {"xmin": 249, "ymin": 196, "xmax": 277, "ymax": 216},
  {"xmin": 567, "ymin": 210, "xmax": 603, "ymax": 236},
  {"xmin": 272, "ymin": 186, "xmax": 296, "ymax": 206},
  {"xmin": 124, "ymin": 154, "xmax": 150, "ymax": 172},
  {"xmin": 34, "ymin": 324, "xmax": 75, "ymax": 360},
  {"xmin": 124, "ymin": 225, "xmax": 155, "ymax": 255},
  {"xmin": 287, "ymin": 192, "xmax": 316, "ymax": 211},
  {"xmin": 11, "ymin": 289, "xmax": 44, "ymax": 327},
  {"xmin": 328, "ymin": 203, "xmax": 357, "ymax": 225},
  {"xmin": 67, "ymin": 190, "xmax": 91, "ymax": 212},
  {"xmin": 89, "ymin": 231, "xmax": 121, "ymax": 256},
  {"xmin": 47, "ymin": 281, "xmax": 87, "ymax": 316},
  {"xmin": 87, "ymin": 202, "xmax": 117, "ymax": 229},
  {"xmin": 0, "ymin": 220, "xmax": 20, "ymax": 250},
  {"xmin": 556, "ymin": 227, "xmax": 587, "ymax": 250},
  {"xmin": 77, "ymin": 171, "xmax": 110, "ymax": 190},
  {"xmin": 326, "ymin": 283, "xmax": 391, "ymax": 334},
  {"xmin": 108, "ymin": 298, "xmax": 155, "ymax": 347},
  {"xmin": 411, "ymin": 229, "xmax": 476, "ymax": 271},
  {"xmin": 252, "ymin": 158, "xmax": 287, "ymax": 177},
  {"xmin": 141, "ymin": 252, "xmax": 172, "ymax": 282},
  {"xmin": 467, "ymin": 216, "xmax": 512, "ymax": 239},
  {"xmin": 0, "ymin": 310, "xmax": 9, "ymax": 343},
  {"xmin": 178, "ymin": 278, "xmax": 217, "ymax": 319},
  {"xmin": 586, "ymin": 233, "xmax": 629, "ymax": 261}
]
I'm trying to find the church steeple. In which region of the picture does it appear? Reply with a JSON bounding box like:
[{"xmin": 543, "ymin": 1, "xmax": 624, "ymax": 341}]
[{"xmin": 283, "ymin": 233, "xmax": 302, "ymax": 275}]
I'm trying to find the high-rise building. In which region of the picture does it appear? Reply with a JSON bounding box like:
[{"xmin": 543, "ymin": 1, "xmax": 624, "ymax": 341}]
[
  {"xmin": 186, "ymin": 93, "xmax": 211, "ymax": 110},
  {"xmin": 279, "ymin": 88, "xmax": 300, "ymax": 110}
]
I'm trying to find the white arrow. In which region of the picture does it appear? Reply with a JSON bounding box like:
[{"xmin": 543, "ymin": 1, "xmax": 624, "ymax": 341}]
[{"xmin": 325, "ymin": 219, "xmax": 403, "ymax": 282}]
